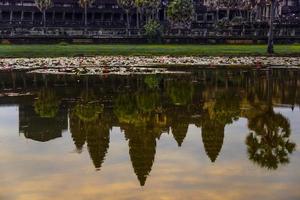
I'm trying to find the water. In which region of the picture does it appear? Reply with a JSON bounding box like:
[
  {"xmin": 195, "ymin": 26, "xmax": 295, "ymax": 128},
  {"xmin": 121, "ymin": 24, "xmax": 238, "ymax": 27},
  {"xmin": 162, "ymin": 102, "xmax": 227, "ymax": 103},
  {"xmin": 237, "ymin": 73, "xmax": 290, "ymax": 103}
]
[{"xmin": 0, "ymin": 69, "xmax": 299, "ymax": 200}]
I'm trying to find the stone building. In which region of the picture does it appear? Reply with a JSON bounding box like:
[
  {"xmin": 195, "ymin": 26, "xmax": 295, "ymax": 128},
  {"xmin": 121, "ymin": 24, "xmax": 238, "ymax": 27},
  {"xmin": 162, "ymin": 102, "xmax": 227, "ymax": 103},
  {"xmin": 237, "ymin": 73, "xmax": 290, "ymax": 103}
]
[{"xmin": 0, "ymin": 0, "xmax": 300, "ymax": 40}]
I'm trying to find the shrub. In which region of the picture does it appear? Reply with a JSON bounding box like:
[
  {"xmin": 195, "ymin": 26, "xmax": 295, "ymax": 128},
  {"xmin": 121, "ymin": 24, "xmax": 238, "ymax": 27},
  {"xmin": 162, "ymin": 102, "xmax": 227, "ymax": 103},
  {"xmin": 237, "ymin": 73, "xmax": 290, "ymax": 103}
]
[
  {"xmin": 1, "ymin": 39, "xmax": 11, "ymax": 45},
  {"xmin": 144, "ymin": 20, "xmax": 162, "ymax": 43}
]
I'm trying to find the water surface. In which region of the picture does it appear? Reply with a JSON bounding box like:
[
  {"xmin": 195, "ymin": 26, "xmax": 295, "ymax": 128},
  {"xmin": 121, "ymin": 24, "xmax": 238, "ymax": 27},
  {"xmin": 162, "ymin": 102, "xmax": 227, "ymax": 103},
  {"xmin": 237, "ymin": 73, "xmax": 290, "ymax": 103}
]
[{"xmin": 0, "ymin": 69, "xmax": 299, "ymax": 200}]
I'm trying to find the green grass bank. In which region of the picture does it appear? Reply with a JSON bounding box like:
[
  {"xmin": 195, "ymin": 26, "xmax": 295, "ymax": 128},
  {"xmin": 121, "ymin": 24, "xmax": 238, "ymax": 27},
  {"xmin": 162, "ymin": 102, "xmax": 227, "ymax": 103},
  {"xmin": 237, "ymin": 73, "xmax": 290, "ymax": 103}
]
[{"xmin": 0, "ymin": 44, "xmax": 300, "ymax": 58}]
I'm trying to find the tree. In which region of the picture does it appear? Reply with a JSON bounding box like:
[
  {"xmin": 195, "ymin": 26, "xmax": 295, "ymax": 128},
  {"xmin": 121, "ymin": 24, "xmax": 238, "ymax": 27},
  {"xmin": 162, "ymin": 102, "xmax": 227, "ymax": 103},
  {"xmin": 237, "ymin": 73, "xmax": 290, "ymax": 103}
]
[
  {"xmin": 34, "ymin": 89, "xmax": 60, "ymax": 118},
  {"xmin": 73, "ymin": 90, "xmax": 103, "ymax": 122},
  {"xmin": 245, "ymin": 107, "xmax": 296, "ymax": 169},
  {"xmin": 35, "ymin": 0, "xmax": 52, "ymax": 31},
  {"xmin": 141, "ymin": 0, "xmax": 161, "ymax": 21},
  {"xmin": 167, "ymin": 80, "xmax": 194, "ymax": 106},
  {"xmin": 78, "ymin": 0, "xmax": 95, "ymax": 28},
  {"xmin": 144, "ymin": 19, "xmax": 162, "ymax": 43},
  {"xmin": 117, "ymin": 0, "xmax": 135, "ymax": 34},
  {"xmin": 134, "ymin": 0, "xmax": 144, "ymax": 30},
  {"xmin": 167, "ymin": 0, "xmax": 195, "ymax": 29}
]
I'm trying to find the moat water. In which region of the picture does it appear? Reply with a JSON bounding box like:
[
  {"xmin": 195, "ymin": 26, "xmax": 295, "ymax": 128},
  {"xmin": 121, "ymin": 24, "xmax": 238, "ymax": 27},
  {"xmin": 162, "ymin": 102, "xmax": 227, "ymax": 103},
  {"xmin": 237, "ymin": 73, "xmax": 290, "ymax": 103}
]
[{"xmin": 0, "ymin": 69, "xmax": 299, "ymax": 200}]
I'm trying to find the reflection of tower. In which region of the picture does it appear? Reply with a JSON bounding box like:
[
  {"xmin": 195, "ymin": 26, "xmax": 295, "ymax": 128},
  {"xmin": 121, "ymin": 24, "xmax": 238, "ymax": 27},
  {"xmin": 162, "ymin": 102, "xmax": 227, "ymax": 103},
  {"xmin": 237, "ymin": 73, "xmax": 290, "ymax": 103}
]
[
  {"xmin": 168, "ymin": 106, "xmax": 190, "ymax": 147},
  {"xmin": 19, "ymin": 104, "xmax": 68, "ymax": 142},
  {"xmin": 84, "ymin": 120, "xmax": 110, "ymax": 170},
  {"xmin": 124, "ymin": 126, "xmax": 156, "ymax": 186},
  {"xmin": 70, "ymin": 114, "xmax": 86, "ymax": 152},
  {"xmin": 171, "ymin": 122, "xmax": 189, "ymax": 147},
  {"xmin": 201, "ymin": 120, "xmax": 225, "ymax": 162}
]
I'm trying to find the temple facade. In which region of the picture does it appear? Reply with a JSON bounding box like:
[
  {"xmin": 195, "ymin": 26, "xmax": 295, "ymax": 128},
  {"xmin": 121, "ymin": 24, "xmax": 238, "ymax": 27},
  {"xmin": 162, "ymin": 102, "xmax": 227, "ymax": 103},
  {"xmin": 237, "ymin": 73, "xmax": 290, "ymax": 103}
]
[{"xmin": 0, "ymin": 0, "xmax": 300, "ymax": 39}]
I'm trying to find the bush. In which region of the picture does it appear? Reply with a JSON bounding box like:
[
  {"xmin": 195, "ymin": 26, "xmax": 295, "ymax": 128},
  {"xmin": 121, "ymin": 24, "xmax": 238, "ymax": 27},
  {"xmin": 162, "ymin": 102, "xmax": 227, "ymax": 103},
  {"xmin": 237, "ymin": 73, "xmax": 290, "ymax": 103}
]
[
  {"xmin": 167, "ymin": 0, "xmax": 194, "ymax": 29},
  {"xmin": 1, "ymin": 39, "xmax": 11, "ymax": 45},
  {"xmin": 144, "ymin": 20, "xmax": 162, "ymax": 43}
]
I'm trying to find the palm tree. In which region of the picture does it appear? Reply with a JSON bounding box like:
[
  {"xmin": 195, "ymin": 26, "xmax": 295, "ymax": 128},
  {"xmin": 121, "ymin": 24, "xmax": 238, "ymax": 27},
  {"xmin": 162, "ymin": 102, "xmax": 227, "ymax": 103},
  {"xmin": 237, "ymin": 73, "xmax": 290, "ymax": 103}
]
[
  {"xmin": 35, "ymin": 0, "xmax": 52, "ymax": 31},
  {"xmin": 78, "ymin": 0, "xmax": 95, "ymax": 28},
  {"xmin": 246, "ymin": 107, "xmax": 296, "ymax": 169},
  {"xmin": 134, "ymin": 0, "xmax": 144, "ymax": 30}
]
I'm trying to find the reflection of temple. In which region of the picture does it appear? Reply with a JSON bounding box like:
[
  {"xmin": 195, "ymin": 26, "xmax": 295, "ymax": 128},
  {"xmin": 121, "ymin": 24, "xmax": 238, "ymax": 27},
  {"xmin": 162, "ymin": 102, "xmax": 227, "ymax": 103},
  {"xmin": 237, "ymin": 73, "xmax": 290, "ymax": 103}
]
[
  {"xmin": 19, "ymin": 104, "xmax": 68, "ymax": 142},
  {"xmin": 201, "ymin": 120, "xmax": 224, "ymax": 162},
  {"xmin": 169, "ymin": 107, "xmax": 190, "ymax": 147},
  {"xmin": 0, "ymin": 69, "xmax": 298, "ymax": 185},
  {"xmin": 70, "ymin": 109, "xmax": 111, "ymax": 169},
  {"xmin": 123, "ymin": 126, "xmax": 157, "ymax": 186}
]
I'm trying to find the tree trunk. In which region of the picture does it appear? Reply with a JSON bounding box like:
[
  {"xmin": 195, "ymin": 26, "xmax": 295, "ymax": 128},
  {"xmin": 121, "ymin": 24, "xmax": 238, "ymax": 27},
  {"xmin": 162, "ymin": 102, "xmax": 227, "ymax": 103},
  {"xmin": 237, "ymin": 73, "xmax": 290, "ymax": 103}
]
[
  {"xmin": 84, "ymin": 4, "xmax": 88, "ymax": 34},
  {"xmin": 85, "ymin": 4, "xmax": 88, "ymax": 27},
  {"xmin": 126, "ymin": 10, "xmax": 130, "ymax": 35},
  {"xmin": 43, "ymin": 10, "xmax": 46, "ymax": 34},
  {"xmin": 227, "ymin": 8, "xmax": 230, "ymax": 20},
  {"xmin": 267, "ymin": 1, "xmax": 275, "ymax": 54},
  {"xmin": 136, "ymin": 9, "xmax": 139, "ymax": 30}
]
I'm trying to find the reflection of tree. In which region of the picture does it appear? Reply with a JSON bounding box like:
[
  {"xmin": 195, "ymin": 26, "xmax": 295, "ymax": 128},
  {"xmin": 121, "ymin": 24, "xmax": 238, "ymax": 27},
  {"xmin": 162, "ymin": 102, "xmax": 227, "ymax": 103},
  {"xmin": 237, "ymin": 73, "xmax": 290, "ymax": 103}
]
[
  {"xmin": 74, "ymin": 91, "xmax": 103, "ymax": 122},
  {"xmin": 136, "ymin": 91, "xmax": 159, "ymax": 113},
  {"xmin": 144, "ymin": 75, "xmax": 161, "ymax": 90},
  {"xmin": 246, "ymin": 107, "xmax": 296, "ymax": 170},
  {"xmin": 205, "ymin": 91, "xmax": 240, "ymax": 125},
  {"xmin": 167, "ymin": 81, "xmax": 194, "ymax": 106},
  {"xmin": 114, "ymin": 93, "xmax": 139, "ymax": 124},
  {"xmin": 34, "ymin": 89, "xmax": 60, "ymax": 118}
]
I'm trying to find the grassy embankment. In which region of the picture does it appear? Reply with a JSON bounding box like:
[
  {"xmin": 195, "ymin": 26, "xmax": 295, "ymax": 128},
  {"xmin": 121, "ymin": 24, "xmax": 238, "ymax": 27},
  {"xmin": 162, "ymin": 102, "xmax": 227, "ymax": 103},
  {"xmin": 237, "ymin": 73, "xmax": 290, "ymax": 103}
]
[{"xmin": 0, "ymin": 44, "xmax": 300, "ymax": 58}]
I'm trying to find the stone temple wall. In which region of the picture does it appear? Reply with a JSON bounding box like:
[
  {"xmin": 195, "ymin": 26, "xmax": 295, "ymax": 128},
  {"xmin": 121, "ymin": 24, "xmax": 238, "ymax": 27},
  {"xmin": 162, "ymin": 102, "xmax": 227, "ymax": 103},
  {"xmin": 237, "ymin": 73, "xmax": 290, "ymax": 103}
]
[{"xmin": 0, "ymin": 0, "xmax": 300, "ymax": 41}]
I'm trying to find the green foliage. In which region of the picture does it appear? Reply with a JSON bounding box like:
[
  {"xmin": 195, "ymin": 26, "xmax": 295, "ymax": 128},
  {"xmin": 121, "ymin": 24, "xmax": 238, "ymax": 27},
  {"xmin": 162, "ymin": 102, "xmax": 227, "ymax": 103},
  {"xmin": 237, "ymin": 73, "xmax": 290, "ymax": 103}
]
[
  {"xmin": 167, "ymin": 0, "xmax": 195, "ymax": 28},
  {"xmin": 136, "ymin": 91, "xmax": 160, "ymax": 113},
  {"xmin": 167, "ymin": 81, "xmax": 194, "ymax": 106},
  {"xmin": 213, "ymin": 91, "xmax": 241, "ymax": 124},
  {"xmin": 216, "ymin": 18, "xmax": 230, "ymax": 28},
  {"xmin": 73, "ymin": 91, "xmax": 103, "ymax": 122},
  {"xmin": 139, "ymin": 0, "xmax": 160, "ymax": 9},
  {"xmin": 78, "ymin": 0, "xmax": 94, "ymax": 7},
  {"xmin": 117, "ymin": 0, "xmax": 135, "ymax": 10},
  {"xmin": 114, "ymin": 93, "xmax": 139, "ymax": 124},
  {"xmin": 144, "ymin": 20, "xmax": 162, "ymax": 43},
  {"xmin": 246, "ymin": 108, "xmax": 296, "ymax": 170},
  {"xmin": 35, "ymin": 0, "xmax": 52, "ymax": 11},
  {"xmin": 144, "ymin": 75, "xmax": 161, "ymax": 90},
  {"xmin": 34, "ymin": 89, "xmax": 60, "ymax": 118}
]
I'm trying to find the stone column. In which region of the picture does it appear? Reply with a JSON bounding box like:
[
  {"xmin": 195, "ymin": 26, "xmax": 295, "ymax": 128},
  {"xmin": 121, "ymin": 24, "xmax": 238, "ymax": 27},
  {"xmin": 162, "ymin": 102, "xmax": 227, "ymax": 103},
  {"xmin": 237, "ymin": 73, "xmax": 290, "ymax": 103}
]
[
  {"xmin": 72, "ymin": 11, "xmax": 75, "ymax": 22},
  {"xmin": 32, "ymin": 12, "xmax": 34, "ymax": 23},
  {"xmin": 10, "ymin": 11, "xmax": 13, "ymax": 24},
  {"xmin": 21, "ymin": 11, "xmax": 24, "ymax": 22},
  {"xmin": 52, "ymin": 11, "xmax": 55, "ymax": 23},
  {"xmin": 82, "ymin": 12, "xmax": 84, "ymax": 24},
  {"xmin": 92, "ymin": 12, "xmax": 95, "ymax": 24}
]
